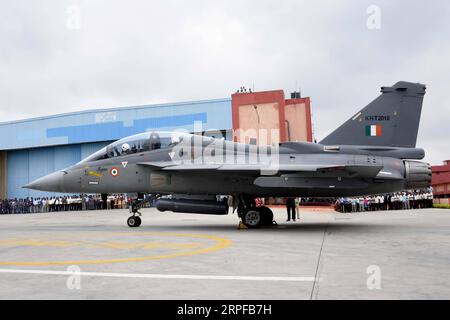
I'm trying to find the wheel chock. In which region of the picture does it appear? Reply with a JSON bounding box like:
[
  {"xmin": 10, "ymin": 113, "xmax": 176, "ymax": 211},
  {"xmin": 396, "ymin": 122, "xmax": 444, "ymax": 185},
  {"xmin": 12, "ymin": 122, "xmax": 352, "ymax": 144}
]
[{"xmin": 238, "ymin": 221, "xmax": 248, "ymax": 230}]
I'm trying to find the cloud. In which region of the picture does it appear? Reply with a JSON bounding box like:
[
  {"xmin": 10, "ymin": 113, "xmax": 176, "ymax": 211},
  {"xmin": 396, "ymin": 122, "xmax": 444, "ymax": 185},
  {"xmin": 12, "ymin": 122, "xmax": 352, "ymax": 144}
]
[{"xmin": 0, "ymin": 0, "xmax": 449, "ymax": 164}]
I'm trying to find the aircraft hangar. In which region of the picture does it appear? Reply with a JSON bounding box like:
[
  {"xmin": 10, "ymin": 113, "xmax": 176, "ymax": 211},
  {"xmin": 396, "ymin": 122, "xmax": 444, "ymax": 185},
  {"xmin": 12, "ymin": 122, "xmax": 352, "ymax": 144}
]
[
  {"xmin": 0, "ymin": 90, "xmax": 313, "ymax": 199},
  {"xmin": 0, "ymin": 98, "xmax": 232, "ymax": 199}
]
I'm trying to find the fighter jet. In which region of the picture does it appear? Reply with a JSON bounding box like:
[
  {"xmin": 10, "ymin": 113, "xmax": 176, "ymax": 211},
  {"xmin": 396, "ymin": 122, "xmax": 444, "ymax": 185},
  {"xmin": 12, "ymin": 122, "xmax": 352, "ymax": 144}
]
[{"xmin": 24, "ymin": 81, "xmax": 431, "ymax": 228}]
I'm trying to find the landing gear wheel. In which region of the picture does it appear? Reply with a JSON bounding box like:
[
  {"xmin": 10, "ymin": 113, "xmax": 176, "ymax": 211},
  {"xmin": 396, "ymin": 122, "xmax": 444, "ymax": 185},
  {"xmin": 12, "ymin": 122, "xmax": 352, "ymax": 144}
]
[
  {"xmin": 242, "ymin": 209, "xmax": 262, "ymax": 228},
  {"xmin": 127, "ymin": 216, "xmax": 142, "ymax": 228},
  {"xmin": 259, "ymin": 207, "xmax": 274, "ymax": 226}
]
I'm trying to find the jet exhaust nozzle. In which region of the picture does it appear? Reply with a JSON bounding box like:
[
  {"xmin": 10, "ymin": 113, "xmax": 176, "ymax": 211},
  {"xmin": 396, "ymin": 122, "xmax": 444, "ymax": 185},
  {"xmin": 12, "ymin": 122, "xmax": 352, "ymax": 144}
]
[
  {"xmin": 156, "ymin": 199, "xmax": 229, "ymax": 215},
  {"xmin": 404, "ymin": 160, "xmax": 432, "ymax": 189}
]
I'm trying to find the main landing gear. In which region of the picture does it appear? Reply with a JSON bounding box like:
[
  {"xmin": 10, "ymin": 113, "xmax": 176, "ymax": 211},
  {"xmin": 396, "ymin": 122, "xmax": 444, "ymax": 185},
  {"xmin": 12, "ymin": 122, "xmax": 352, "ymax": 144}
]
[
  {"xmin": 237, "ymin": 195, "xmax": 275, "ymax": 229},
  {"xmin": 127, "ymin": 194, "xmax": 159, "ymax": 228}
]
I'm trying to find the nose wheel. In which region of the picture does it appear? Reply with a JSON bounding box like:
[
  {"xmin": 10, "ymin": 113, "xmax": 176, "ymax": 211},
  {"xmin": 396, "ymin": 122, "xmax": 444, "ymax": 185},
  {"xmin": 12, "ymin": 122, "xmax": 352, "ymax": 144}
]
[
  {"xmin": 127, "ymin": 203, "xmax": 142, "ymax": 228},
  {"xmin": 127, "ymin": 215, "xmax": 141, "ymax": 228}
]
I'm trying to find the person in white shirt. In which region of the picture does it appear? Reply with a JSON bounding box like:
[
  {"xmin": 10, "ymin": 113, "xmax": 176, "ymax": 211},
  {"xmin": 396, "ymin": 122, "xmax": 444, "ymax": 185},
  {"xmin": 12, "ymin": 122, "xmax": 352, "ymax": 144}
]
[
  {"xmin": 295, "ymin": 197, "xmax": 301, "ymax": 219},
  {"xmin": 42, "ymin": 198, "xmax": 47, "ymax": 212}
]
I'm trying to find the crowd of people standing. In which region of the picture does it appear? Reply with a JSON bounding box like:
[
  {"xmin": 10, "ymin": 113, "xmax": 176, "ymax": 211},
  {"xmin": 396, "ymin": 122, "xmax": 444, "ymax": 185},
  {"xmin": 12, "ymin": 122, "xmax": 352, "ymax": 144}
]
[
  {"xmin": 0, "ymin": 189, "xmax": 436, "ymax": 215},
  {"xmin": 0, "ymin": 194, "xmax": 129, "ymax": 214},
  {"xmin": 334, "ymin": 190, "xmax": 434, "ymax": 213}
]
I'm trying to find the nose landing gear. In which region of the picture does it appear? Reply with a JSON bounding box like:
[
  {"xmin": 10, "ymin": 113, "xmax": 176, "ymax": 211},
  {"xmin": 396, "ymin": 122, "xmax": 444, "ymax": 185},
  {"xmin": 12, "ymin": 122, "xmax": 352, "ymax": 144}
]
[
  {"xmin": 127, "ymin": 215, "xmax": 141, "ymax": 228},
  {"xmin": 127, "ymin": 201, "xmax": 142, "ymax": 228},
  {"xmin": 126, "ymin": 194, "xmax": 159, "ymax": 228}
]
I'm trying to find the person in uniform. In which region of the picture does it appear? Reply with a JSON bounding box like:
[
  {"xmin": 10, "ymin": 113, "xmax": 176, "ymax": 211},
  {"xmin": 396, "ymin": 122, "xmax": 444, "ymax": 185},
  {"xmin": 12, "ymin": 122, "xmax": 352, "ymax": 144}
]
[{"xmin": 286, "ymin": 197, "xmax": 296, "ymax": 222}]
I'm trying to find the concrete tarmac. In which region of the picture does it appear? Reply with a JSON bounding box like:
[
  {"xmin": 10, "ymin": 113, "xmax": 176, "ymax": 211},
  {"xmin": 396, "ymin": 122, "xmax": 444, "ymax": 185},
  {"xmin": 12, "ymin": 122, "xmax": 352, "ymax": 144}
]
[{"xmin": 0, "ymin": 208, "xmax": 449, "ymax": 300}]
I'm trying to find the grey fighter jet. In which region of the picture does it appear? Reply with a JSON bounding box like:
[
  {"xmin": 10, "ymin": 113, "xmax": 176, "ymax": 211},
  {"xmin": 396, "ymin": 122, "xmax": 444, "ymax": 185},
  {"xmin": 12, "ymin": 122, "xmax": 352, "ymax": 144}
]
[{"xmin": 24, "ymin": 81, "xmax": 431, "ymax": 228}]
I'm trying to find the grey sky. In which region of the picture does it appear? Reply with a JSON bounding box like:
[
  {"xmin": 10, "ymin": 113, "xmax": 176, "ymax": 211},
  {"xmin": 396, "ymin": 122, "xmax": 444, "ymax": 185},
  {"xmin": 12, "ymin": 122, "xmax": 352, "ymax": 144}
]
[{"xmin": 1, "ymin": 0, "xmax": 449, "ymax": 164}]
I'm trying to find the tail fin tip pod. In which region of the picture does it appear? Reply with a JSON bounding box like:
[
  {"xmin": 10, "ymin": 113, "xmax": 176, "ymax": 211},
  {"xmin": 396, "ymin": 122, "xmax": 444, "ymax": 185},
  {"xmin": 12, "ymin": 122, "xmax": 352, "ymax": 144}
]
[{"xmin": 320, "ymin": 81, "xmax": 426, "ymax": 148}]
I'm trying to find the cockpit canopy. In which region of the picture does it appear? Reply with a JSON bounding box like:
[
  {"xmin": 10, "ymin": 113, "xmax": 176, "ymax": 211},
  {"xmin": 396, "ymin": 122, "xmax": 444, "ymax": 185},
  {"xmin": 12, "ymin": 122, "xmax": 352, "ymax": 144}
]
[{"xmin": 78, "ymin": 131, "xmax": 189, "ymax": 164}]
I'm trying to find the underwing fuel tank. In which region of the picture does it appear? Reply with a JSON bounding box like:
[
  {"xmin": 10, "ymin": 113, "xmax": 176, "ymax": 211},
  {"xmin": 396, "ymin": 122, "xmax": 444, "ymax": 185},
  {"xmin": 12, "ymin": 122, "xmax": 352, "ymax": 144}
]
[
  {"xmin": 156, "ymin": 199, "xmax": 229, "ymax": 215},
  {"xmin": 404, "ymin": 160, "xmax": 432, "ymax": 189}
]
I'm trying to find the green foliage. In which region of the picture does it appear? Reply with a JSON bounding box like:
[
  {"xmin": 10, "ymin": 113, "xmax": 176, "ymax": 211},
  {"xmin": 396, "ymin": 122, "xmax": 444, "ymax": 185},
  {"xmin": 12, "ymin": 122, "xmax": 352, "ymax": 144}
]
[{"xmin": 433, "ymin": 204, "xmax": 450, "ymax": 209}]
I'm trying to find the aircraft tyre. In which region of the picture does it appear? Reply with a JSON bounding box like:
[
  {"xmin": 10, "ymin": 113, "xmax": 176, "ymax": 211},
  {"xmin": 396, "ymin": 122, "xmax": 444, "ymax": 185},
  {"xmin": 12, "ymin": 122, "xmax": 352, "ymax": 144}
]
[
  {"xmin": 259, "ymin": 207, "xmax": 274, "ymax": 226},
  {"xmin": 127, "ymin": 216, "xmax": 142, "ymax": 228},
  {"xmin": 242, "ymin": 209, "xmax": 262, "ymax": 228}
]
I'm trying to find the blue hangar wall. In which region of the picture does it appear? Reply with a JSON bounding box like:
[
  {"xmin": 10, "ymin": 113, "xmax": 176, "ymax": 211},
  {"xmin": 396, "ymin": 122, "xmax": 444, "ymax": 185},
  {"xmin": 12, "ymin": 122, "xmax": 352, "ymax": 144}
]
[{"xmin": 0, "ymin": 98, "xmax": 232, "ymax": 199}]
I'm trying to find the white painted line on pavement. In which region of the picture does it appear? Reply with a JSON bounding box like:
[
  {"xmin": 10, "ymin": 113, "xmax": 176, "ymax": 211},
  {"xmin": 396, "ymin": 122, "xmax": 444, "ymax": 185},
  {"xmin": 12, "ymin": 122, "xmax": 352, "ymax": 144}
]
[{"xmin": 0, "ymin": 269, "xmax": 319, "ymax": 282}]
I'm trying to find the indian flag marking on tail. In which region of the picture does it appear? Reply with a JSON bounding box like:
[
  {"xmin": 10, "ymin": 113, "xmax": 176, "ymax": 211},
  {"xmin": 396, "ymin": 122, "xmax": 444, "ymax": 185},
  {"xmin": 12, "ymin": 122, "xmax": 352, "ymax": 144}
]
[{"xmin": 365, "ymin": 125, "xmax": 382, "ymax": 137}]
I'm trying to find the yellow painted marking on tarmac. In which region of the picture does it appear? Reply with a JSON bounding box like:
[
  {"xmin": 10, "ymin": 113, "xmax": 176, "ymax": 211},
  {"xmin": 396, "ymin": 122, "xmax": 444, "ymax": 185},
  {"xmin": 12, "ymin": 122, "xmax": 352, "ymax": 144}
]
[
  {"xmin": 0, "ymin": 232, "xmax": 232, "ymax": 266},
  {"xmin": 98, "ymin": 242, "xmax": 203, "ymax": 250},
  {"xmin": 0, "ymin": 239, "xmax": 202, "ymax": 250},
  {"xmin": 0, "ymin": 239, "xmax": 74, "ymax": 248}
]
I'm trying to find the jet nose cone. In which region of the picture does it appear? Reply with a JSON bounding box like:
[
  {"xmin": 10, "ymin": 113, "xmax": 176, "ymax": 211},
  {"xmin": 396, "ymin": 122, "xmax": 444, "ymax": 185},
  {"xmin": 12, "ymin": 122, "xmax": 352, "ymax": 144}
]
[{"xmin": 23, "ymin": 171, "xmax": 66, "ymax": 192}]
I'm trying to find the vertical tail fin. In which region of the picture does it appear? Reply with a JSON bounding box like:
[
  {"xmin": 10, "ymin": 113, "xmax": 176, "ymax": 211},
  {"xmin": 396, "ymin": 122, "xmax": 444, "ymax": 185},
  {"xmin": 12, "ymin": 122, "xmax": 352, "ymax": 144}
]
[{"xmin": 320, "ymin": 81, "xmax": 426, "ymax": 148}]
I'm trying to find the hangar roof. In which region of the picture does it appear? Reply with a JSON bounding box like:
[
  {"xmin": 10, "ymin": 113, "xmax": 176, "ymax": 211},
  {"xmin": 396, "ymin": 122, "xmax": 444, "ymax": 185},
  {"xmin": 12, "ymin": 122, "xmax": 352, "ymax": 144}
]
[{"xmin": 0, "ymin": 98, "xmax": 232, "ymax": 151}]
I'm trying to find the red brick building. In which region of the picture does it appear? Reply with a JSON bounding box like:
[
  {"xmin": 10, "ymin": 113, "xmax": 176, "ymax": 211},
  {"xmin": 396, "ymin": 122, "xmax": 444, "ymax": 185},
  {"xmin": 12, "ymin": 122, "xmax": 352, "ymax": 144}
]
[
  {"xmin": 432, "ymin": 160, "xmax": 450, "ymax": 204},
  {"xmin": 231, "ymin": 90, "xmax": 312, "ymax": 145}
]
